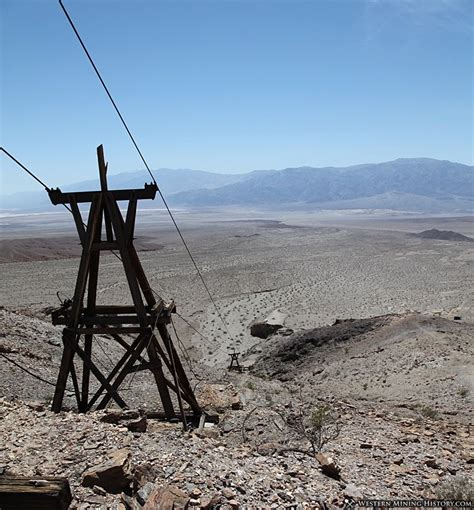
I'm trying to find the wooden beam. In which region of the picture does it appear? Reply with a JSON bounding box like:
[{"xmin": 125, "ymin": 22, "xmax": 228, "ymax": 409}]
[
  {"xmin": 51, "ymin": 331, "xmax": 76, "ymax": 413},
  {"xmin": 48, "ymin": 185, "xmax": 157, "ymax": 205},
  {"xmin": 97, "ymin": 147, "xmax": 114, "ymax": 242},
  {"xmin": 69, "ymin": 194, "xmax": 103, "ymax": 328},
  {"xmin": 81, "ymin": 335, "xmax": 92, "ymax": 411},
  {"xmin": 129, "ymin": 246, "xmax": 157, "ymax": 307},
  {"xmin": 69, "ymin": 360, "xmax": 82, "ymax": 409},
  {"xmin": 0, "ymin": 476, "xmax": 72, "ymax": 510},
  {"xmin": 65, "ymin": 326, "xmax": 150, "ymax": 335},
  {"xmin": 69, "ymin": 195, "xmax": 85, "ymax": 244},
  {"xmin": 97, "ymin": 145, "xmax": 108, "ymax": 192},
  {"xmin": 89, "ymin": 305, "xmax": 141, "ymax": 314},
  {"xmin": 124, "ymin": 193, "xmax": 137, "ymax": 243},
  {"xmin": 81, "ymin": 205, "xmax": 102, "ymax": 409},
  {"xmin": 146, "ymin": 335, "xmax": 175, "ymax": 419},
  {"xmin": 158, "ymin": 323, "xmax": 201, "ymax": 413},
  {"xmin": 80, "ymin": 315, "xmax": 148, "ymax": 325},
  {"xmin": 92, "ymin": 241, "xmax": 119, "ymax": 251}
]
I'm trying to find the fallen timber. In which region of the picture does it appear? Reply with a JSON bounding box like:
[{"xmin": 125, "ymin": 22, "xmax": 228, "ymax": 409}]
[{"xmin": 0, "ymin": 476, "xmax": 72, "ymax": 510}]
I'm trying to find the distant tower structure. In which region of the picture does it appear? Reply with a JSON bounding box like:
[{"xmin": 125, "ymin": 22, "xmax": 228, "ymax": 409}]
[
  {"xmin": 48, "ymin": 145, "xmax": 200, "ymax": 424},
  {"xmin": 228, "ymin": 350, "xmax": 242, "ymax": 372}
]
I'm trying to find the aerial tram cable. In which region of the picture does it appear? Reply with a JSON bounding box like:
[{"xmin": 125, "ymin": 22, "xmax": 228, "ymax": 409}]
[
  {"xmin": 0, "ymin": 147, "xmax": 51, "ymax": 191},
  {"xmin": 58, "ymin": 0, "xmax": 235, "ymax": 345},
  {"xmin": 0, "ymin": 147, "xmax": 139, "ymax": 275}
]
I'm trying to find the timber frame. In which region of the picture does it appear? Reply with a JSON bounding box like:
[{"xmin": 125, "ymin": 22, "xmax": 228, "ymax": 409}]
[{"xmin": 48, "ymin": 145, "xmax": 200, "ymax": 425}]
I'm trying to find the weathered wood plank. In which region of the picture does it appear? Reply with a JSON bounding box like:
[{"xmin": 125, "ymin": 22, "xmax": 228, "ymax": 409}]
[
  {"xmin": 69, "ymin": 195, "xmax": 85, "ymax": 244},
  {"xmin": 48, "ymin": 185, "xmax": 157, "ymax": 204},
  {"xmin": 0, "ymin": 476, "xmax": 72, "ymax": 510}
]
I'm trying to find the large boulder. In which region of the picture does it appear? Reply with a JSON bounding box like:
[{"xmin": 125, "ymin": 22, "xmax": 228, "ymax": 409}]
[
  {"xmin": 142, "ymin": 485, "xmax": 190, "ymax": 509},
  {"xmin": 315, "ymin": 452, "xmax": 341, "ymax": 480},
  {"xmin": 82, "ymin": 448, "xmax": 132, "ymax": 494},
  {"xmin": 250, "ymin": 322, "xmax": 282, "ymax": 339}
]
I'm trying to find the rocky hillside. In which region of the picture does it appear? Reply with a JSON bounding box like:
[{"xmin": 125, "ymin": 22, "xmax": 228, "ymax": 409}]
[
  {"xmin": 250, "ymin": 313, "xmax": 473, "ymax": 419},
  {"xmin": 0, "ymin": 308, "xmax": 473, "ymax": 508}
]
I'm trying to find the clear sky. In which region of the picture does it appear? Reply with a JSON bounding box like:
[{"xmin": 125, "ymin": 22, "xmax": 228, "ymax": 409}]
[{"xmin": 1, "ymin": 0, "xmax": 473, "ymax": 193}]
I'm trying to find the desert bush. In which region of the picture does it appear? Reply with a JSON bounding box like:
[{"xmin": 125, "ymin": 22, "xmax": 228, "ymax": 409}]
[
  {"xmin": 277, "ymin": 390, "xmax": 341, "ymax": 455},
  {"xmin": 419, "ymin": 405, "xmax": 439, "ymax": 420}
]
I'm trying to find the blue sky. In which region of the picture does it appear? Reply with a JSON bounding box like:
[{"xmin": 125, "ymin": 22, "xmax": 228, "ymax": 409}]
[{"xmin": 1, "ymin": 0, "xmax": 472, "ymax": 193}]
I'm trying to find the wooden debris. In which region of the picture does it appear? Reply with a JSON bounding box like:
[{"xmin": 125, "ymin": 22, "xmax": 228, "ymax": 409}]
[{"xmin": 0, "ymin": 476, "xmax": 72, "ymax": 510}]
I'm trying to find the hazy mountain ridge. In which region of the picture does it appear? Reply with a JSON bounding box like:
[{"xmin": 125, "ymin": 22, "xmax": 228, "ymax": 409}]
[
  {"xmin": 169, "ymin": 159, "xmax": 473, "ymax": 211},
  {"xmin": 0, "ymin": 168, "xmax": 251, "ymax": 212},
  {"xmin": 62, "ymin": 168, "xmax": 248, "ymax": 193},
  {"xmin": 1, "ymin": 158, "xmax": 472, "ymax": 213}
]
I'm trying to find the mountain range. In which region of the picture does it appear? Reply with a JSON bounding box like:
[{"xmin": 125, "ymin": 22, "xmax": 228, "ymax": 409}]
[{"xmin": 1, "ymin": 158, "xmax": 472, "ymax": 213}]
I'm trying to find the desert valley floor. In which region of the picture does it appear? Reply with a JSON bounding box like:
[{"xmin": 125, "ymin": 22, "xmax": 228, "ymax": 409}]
[{"xmin": 0, "ymin": 210, "xmax": 473, "ymax": 508}]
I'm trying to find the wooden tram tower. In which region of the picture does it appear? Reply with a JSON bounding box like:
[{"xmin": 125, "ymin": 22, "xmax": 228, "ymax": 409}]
[{"xmin": 48, "ymin": 145, "xmax": 200, "ymax": 422}]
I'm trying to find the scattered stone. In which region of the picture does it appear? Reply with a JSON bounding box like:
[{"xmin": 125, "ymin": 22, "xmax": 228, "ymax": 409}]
[
  {"xmin": 125, "ymin": 416, "xmax": 147, "ymax": 433},
  {"xmin": 257, "ymin": 442, "xmax": 279, "ymax": 455},
  {"xmin": 200, "ymin": 493, "xmax": 222, "ymax": 509},
  {"xmin": 121, "ymin": 492, "xmax": 141, "ymax": 510},
  {"xmin": 82, "ymin": 448, "xmax": 132, "ymax": 494},
  {"xmin": 92, "ymin": 485, "xmax": 107, "ymax": 496},
  {"xmin": 197, "ymin": 427, "xmax": 220, "ymax": 439},
  {"xmin": 190, "ymin": 487, "xmax": 202, "ymax": 498},
  {"xmin": 137, "ymin": 481, "xmax": 157, "ymax": 505},
  {"xmin": 222, "ymin": 487, "xmax": 236, "ymax": 499},
  {"xmin": 100, "ymin": 410, "xmax": 141, "ymax": 424},
  {"xmin": 222, "ymin": 423, "xmax": 233, "ymax": 433},
  {"xmin": 343, "ymin": 483, "xmax": 363, "ymax": 499},
  {"xmin": 315, "ymin": 453, "xmax": 341, "ymax": 480},
  {"xmin": 25, "ymin": 401, "xmax": 44, "ymax": 412},
  {"xmin": 143, "ymin": 485, "xmax": 190, "ymax": 510},
  {"xmin": 277, "ymin": 328, "xmax": 294, "ymax": 336},
  {"xmin": 425, "ymin": 458, "xmax": 441, "ymax": 469},
  {"xmin": 231, "ymin": 395, "xmax": 243, "ymax": 410},
  {"xmin": 132, "ymin": 462, "xmax": 160, "ymax": 489}
]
